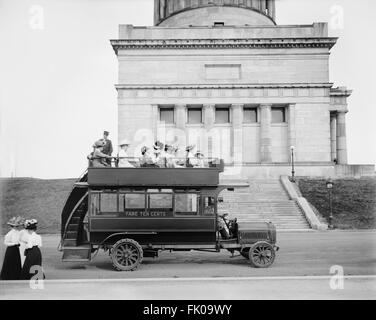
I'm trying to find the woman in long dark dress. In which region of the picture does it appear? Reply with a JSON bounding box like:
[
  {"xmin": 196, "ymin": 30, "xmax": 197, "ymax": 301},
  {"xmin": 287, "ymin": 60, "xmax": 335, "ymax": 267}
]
[
  {"xmin": 20, "ymin": 219, "xmax": 44, "ymax": 280},
  {"xmin": 0, "ymin": 217, "xmax": 22, "ymax": 280}
]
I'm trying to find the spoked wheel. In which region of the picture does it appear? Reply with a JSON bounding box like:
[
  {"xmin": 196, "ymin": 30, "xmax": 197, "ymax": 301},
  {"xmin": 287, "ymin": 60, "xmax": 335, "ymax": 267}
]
[
  {"xmin": 110, "ymin": 239, "xmax": 143, "ymax": 271},
  {"xmin": 248, "ymin": 241, "xmax": 275, "ymax": 268}
]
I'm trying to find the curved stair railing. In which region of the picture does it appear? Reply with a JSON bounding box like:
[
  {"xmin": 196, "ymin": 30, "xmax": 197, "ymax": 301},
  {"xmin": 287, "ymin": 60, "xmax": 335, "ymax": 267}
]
[{"xmin": 60, "ymin": 169, "xmax": 88, "ymax": 236}]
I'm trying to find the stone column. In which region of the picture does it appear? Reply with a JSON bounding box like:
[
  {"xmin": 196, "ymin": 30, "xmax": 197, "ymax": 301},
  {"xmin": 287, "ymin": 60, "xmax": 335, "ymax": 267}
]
[
  {"xmin": 260, "ymin": 0, "xmax": 267, "ymax": 12},
  {"xmin": 175, "ymin": 104, "xmax": 187, "ymax": 130},
  {"xmin": 251, "ymin": 0, "xmax": 261, "ymax": 10},
  {"xmin": 260, "ymin": 104, "xmax": 272, "ymax": 163},
  {"xmin": 266, "ymin": 0, "xmax": 275, "ymax": 20},
  {"xmin": 330, "ymin": 113, "xmax": 337, "ymax": 162},
  {"xmin": 151, "ymin": 104, "xmax": 159, "ymax": 139},
  {"xmin": 204, "ymin": 104, "xmax": 216, "ymax": 158},
  {"xmin": 288, "ymin": 103, "xmax": 296, "ymax": 156},
  {"xmin": 154, "ymin": 0, "xmax": 160, "ymax": 25},
  {"xmin": 203, "ymin": 104, "xmax": 215, "ymax": 130},
  {"xmin": 232, "ymin": 104, "xmax": 244, "ymax": 165},
  {"xmin": 160, "ymin": 0, "xmax": 166, "ymax": 19},
  {"xmin": 336, "ymin": 111, "xmax": 348, "ymax": 164}
]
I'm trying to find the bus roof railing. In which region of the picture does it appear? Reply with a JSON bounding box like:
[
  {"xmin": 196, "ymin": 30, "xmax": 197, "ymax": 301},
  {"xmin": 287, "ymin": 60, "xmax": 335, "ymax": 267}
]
[{"xmin": 86, "ymin": 159, "xmax": 225, "ymax": 187}]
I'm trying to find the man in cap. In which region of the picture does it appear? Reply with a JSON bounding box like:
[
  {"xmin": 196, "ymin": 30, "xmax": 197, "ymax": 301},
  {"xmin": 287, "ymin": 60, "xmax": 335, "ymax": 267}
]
[
  {"xmin": 117, "ymin": 139, "xmax": 134, "ymax": 168},
  {"xmin": 101, "ymin": 131, "xmax": 113, "ymax": 165},
  {"xmin": 92, "ymin": 140, "xmax": 112, "ymax": 167}
]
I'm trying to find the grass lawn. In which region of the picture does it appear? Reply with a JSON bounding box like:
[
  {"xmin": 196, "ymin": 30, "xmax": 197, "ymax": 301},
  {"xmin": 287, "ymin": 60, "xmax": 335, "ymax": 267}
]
[
  {"xmin": 1, "ymin": 176, "xmax": 375, "ymax": 234},
  {"xmin": 0, "ymin": 178, "xmax": 75, "ymax": 234},
  {"xmin": 297, "ymin": 177, "xmax": 376, "ymax": 229}
]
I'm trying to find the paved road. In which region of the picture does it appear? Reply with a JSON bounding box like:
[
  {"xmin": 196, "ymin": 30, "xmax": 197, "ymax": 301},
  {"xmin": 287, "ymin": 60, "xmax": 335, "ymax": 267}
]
[
  {"xmin": 1, "ymin": 231, "xmax": 375, "ymax": 279},
  {"xmin": 1, "ymin": 276, "xmax": 375, "ymax": 300},
  {"xmin": 1, "ymin": 231, "xmax": 375, "ymax": 299}
]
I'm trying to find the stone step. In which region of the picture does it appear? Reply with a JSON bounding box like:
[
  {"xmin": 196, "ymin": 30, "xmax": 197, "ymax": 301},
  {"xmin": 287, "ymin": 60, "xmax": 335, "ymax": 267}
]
[{"xmin": 220, "ymin": 178, "xmax": 311, "ymax": 230}]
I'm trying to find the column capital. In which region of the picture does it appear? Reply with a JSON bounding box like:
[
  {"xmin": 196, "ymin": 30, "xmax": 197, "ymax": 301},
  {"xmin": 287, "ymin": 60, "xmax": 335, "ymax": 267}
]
[
  {"xmin": 175, "ymin": 104, "xmax": 186, "ymax": 109},
  {"xmin": 288, "ymin": 103, "xmax": 296, "ymax": 107},
  {"xmin": 231, "ymin": 103, "xmax": 244, "ymax": 109},
  {"xmin": 203, "ymin": 104, "xmax": 216, "ymax": 109},
  {"xmin": 259, "ymin": 103, "xmax": 272, "ymax": 108}
]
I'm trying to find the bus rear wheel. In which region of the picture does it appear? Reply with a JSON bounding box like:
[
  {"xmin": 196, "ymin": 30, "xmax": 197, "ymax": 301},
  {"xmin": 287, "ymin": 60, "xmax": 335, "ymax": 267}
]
[{"xmin": 110, "ymin": 238, "xmax": 143, "ymax": 271}]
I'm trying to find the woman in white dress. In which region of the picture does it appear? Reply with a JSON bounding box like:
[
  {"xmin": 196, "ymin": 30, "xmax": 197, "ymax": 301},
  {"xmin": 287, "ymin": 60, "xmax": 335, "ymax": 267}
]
[
  {"xmin": 192, "ymin": 151, "xmax": 206, "ymax": 168},
  {"xmin": 165, "ymin": 144, "xmax": 183, "ymax": 168},
  {"xmin": 185, "ymin": 145, "xmax": 196, "ymax": 167},
  {"xmin": 117, "ymin": 139, "xmax": 134, "ymax": 168},
  {"xmin": 0, "ymin": 217, "xmax": 22, "ymax": 280},
  {"xmin": 20, "ymin": 219, "xmax": 44, "ymax": 280}
]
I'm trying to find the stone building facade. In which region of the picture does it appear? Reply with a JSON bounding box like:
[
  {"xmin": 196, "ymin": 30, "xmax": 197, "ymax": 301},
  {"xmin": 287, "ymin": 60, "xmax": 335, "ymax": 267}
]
[{"xmin": 111, "ymin": 0, "xmax": 373, "ymax": 178}]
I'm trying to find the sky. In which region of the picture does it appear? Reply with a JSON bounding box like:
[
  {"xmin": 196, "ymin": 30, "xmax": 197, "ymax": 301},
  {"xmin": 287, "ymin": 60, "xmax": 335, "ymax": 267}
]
[{"xmin": 0, "ymin": 0, "xmax": 375, "ymax": 179}]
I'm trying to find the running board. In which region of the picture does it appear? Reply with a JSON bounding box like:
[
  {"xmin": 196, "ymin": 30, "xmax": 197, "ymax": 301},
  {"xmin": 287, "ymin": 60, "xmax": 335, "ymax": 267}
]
[{"xmin": 62, "ymin": 246, "xmax": 91, "ymax": 262}]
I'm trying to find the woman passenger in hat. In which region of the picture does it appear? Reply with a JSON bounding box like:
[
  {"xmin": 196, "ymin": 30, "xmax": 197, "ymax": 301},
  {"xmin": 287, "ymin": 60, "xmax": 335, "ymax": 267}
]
[
  {"xmin": 153, "ymin": 141, "xmax": 166, "ymax": 167},
  {"xmin": 20, "ymin": 219, "xmax": 45, "ymax": 280},
  {"xmin": 0, "ymin": 217, "xmax": 23, "ymax": 280},
  {"xmin": 139, "ymin": 146, "xmax": 157, "ymax": 167},
  {"xmin": 92, "ymin": 140, "xmax": 113, "ymax": 167},
  {"xmin": 165, "ymin": 144, "xmax": 183, "ymax": 168},
  {"xmin": 117, "ymin": 139, "xmax": 134, "ymax": 168},
  {"xmin": 185, "ymin": 144, "xmax": 196, "ymax": 168},
  {"xmin": 192, "ymin": 151, "xmax": 206, "ymax": 168}
]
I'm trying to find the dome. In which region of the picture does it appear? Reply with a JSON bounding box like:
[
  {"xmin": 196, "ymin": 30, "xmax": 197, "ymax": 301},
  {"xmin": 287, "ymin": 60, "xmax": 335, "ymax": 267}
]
[{"xmin": 154, "ymin": 0, "xmax": 276, "ymax": 27}]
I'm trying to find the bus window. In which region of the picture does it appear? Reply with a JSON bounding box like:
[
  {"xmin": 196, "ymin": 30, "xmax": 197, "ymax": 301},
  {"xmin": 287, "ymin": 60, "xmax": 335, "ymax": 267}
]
[
  {"xmin": 119, "ymin": 193, "xmax": 145, "ymax": 210},
  {"xmin": 203, "ymin": 196, "xmax": 215, "ymax": 215},
  {"xmin": 148, "ymin": 193, "xmax": 173, "ymax": 211},
  {"xmin": 100, "ymin": 193, "xmax": 118, "ymax": 214},
  {"xmin": 91, "ymin": 193, "xmax": 100, "ymax": 215},
  {"xmin": 175, "ymin": 193, "xmax": 199, "ymax": 216}
]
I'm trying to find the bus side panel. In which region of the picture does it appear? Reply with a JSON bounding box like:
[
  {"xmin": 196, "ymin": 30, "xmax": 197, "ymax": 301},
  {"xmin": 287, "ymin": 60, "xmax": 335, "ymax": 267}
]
[{"xmin": 89, "ymin": 217, "xmax": 216, "ymax": 245}]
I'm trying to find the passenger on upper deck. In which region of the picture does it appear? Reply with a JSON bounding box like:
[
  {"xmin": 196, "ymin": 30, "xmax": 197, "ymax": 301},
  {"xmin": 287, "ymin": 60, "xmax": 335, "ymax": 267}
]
[
  {"xmin": 185, "ymin": 145, "xmax": 196, "ymax": 167},
  {"xmin": 165, "ymin": 144, "xmax": 184, "ymax": 168},
  {"xmin": 117, "ymin": 139, "xmax": 134, "ymax": 168},
  {"xmin": 92, "ymin": 140, "xmax": 113, "ymax": 167},
  {"xmin": 192, "ymin": 151, "xmax": 205, "ymax": 168},
  {"xmin": 101, "ymin": 131, "xmax": 113, "ymax": 166},
  {"xmin": 140, "ymin": 146, "xmax": 158, "ymax": 167},
  {"xmin": 153, "ymin": 141, "xmax": 165, "ymax": 167}
]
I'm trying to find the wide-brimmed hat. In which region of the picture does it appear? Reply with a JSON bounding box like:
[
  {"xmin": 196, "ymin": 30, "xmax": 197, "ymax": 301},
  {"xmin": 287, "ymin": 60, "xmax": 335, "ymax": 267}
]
[
  {"xmin": 119, "ymin": 139, "xmax": 131, "ymax": 146},
  {"xmin": 195, "ymin": 151, "xmax": 204, "ymax": 157},
  {"xmin": 7, "ymin": 217, "xmax": 18, "ymax": 227},
  {"xmin": 186, "ymin": 144, "xmax": 196, "ymax": 152},
  {"xmin": 24, "ymin": 219, "xmax": 38, "ymax": 230},
  {"xmin": 93, "ymin": 140, "xmax": 105, "ymax": 148},
  {"xmin": 153, "ymin": 141, "xmax": 164, "ymax": 151},
  {"xmin": 172, "ymin": 144, "xmax": 179, "ymax": 153}
]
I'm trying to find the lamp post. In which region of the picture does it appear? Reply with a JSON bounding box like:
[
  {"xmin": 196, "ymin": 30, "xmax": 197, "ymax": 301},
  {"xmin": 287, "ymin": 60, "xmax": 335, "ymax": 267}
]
[
  {"xmin": 326, "ymin": 178, "xmax": 334, "ymax": 229},
  {"xmin": 290, "ymin": 146, "xmax": 295, "ymax": 182}
]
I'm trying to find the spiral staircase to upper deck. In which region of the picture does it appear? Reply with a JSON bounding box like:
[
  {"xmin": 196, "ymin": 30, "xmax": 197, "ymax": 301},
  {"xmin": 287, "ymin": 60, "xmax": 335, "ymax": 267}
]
[{"xmin": 60, "ymin": 170, "xmax": 91, "ymax": 261}]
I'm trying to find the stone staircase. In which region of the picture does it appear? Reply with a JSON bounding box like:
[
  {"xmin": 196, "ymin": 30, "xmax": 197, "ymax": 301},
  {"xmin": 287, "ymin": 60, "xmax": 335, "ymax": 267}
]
[{"xmin": 219, "ymin": 179, "xmax": 311, "ymax": 230}]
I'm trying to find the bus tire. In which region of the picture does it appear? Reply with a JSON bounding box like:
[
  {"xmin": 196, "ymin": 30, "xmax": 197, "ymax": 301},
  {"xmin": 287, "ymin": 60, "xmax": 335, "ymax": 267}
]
[{"xmin": 110, "ymin": 238, "xmax": 143, "ymax": 271}]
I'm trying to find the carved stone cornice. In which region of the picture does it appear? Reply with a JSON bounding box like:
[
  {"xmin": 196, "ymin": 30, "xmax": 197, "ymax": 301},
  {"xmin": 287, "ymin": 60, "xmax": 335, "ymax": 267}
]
[
  {"xmin": 111, "ymin": 37, "xmax": 337, "ymax": 53},
  {"xmin": 115, "ymin": 83, "xmax": 334, "ymax": 91}
]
